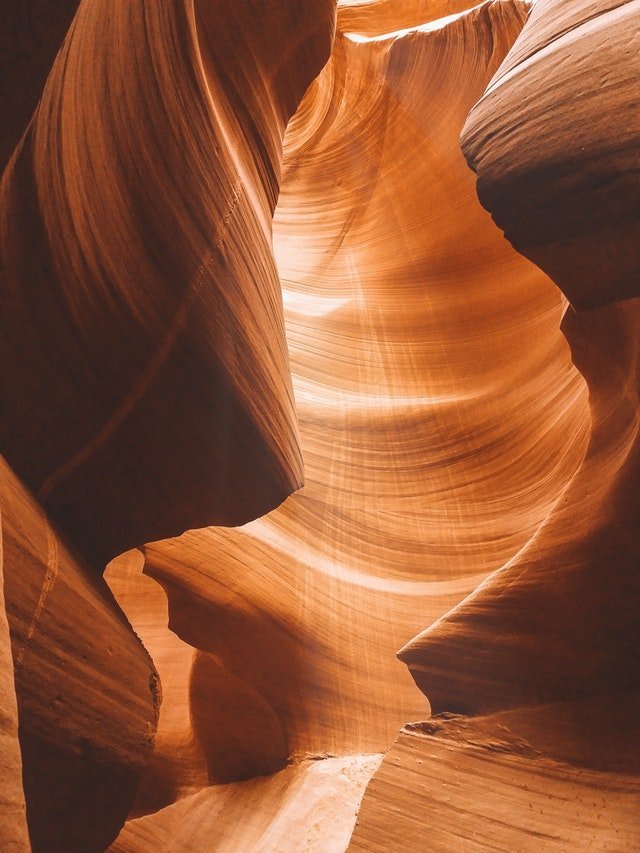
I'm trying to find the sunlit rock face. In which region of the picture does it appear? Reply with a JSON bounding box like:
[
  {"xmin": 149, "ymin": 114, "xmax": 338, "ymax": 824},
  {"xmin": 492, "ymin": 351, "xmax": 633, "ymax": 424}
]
[
  {"xmin": 0, "ymin": 500, "xmax": 29, "ymax": 852},
  {"xmin": 400, "ymin": 299, "xmax": 640, "ymax": 714},
  {"xmin": 377, "ymin": 2, "xmax": 640, "ymax": 849},
  {"xmin": 0, "ymin": 0, "xmax": 334, "ymax": 849},
  {"xmin": 401, "ymin": 0, "xmax": 640, "ymax": 721},
  {"xmin": 106, "ymin": 0, "xmax": 591, "ymax": 843},
  {"xmin": 111, "ymin": 753, "xmax": 383, "ymax": 853},
  {"xmin": 1, "ymin": 0, "xmax": 639, "ymax": 850}
]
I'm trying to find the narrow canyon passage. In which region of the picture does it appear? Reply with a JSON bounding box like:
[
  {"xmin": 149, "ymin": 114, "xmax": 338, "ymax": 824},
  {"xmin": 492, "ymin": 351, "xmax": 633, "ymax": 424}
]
[
  {"xmin": 106, "ymin": 3, "xmax": 591, "ymax": 847},
  {"xmin": 1, "ymin": 0, "xmax": 639, "ymax": 850}
]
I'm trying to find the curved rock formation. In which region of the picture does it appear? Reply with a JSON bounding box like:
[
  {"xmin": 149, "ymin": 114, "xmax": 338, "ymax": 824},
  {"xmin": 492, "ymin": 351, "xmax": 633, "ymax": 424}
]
[
  {"xmin": 0, "ymin": 508, "xmax": 29, "ymax": 851},
  {"xmin": 0, "ymin": 459, "xmax": 159, "ymax": 852},
  {"xmin": 401, "ymin": 0, "xmax": 640, "ymax": 718},
  {"xmin": 461, "ymin": 0, "xmax": 640, "ymax": 309},
  {"xmin": 0, "ymin": 0, "xmax": 337, "ymax": 566},
  {"xmin": 112, "ymin": 754, "xmax": 382, "ymax": 853},
  {"xmin": 350, "ymin": 705, "xmax": 640, "ymax": 851},
  {"xmin": 383, "ymin": 3, "xmax": 640, "ymax": 848},
  {"xmin": 1, "ymin": 0, "xmax": 335, "ymax": 849},
  {"xmin": 2, "ymin": 0, "xmax": 639, "ymax": 850},
  {"xmin": 106, "ymin": 2, "xmax": 590, "ymax": 840},
  {"xmin": 0, "ymin": 0, "xmax": 79, "ymax": 172},
  {"xmin": 400, "ymin": 299, "xmax": 640, "ymax": 713}
]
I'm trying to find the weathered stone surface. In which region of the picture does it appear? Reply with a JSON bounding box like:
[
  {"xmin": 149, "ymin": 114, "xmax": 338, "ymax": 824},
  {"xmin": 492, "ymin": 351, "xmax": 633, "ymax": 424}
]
[
  {"xmin": 462, "ymin": 0, "xmax": 640, "ymax": 309},
  {"xmin": 0, "ymin": 0, "xmax": 337, "ymax": 565},
  {"xmin": 0, "ymin": 509, "xmax": 29, "ymax": 852},
  {"xmin": 2, "ymin": 0, "xmax": 639, "ymax": 850},
  {"xmin": 1, "ymin": 460, "xmax": 159, "ymax": 852},
  {"xmin": 350, "ymin": 700, "xmax": 640, "ymax": 852}
]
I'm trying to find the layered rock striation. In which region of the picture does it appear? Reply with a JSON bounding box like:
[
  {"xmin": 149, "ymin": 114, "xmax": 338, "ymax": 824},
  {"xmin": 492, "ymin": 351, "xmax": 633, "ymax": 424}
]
[
  {"xmin": 372, "ymin": 2, "xmax": 640, "ymax": 849},
  {"xmin": 1, "ymin": 0, "xmax": 639, "ymax": 850},
  {"xmin": 1, "ymin": 0, "xmax": 335, "ymax": 849},
  {"xmin": 107, "ymin": 1, "xmax": 593, "ymax": 844},
  {"xmin": 0, "ymin": 0, "xmax": 337, "ymax": 567}
]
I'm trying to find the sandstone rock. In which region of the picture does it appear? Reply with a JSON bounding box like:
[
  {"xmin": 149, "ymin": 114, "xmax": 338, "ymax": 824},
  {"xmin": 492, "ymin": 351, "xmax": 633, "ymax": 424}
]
[
  {"xmin": 462, "ymin": 0, "xmax": 640, "ymax": 309},
  {"xmin": 0, "ymin": 1, "xmax": 79, "ymax": 171},
  {"xmin": 2, "ymin": 0, "xmax": 639, "ymax": 850},
  {"xmin": 111, "ymin": 754, "xmax": 382, "ymax": 853},
  {"xmin": 0, "ymin": 506, "xmax": 29, "ymax": 851},
  {"xmin": 350, "ymin": 699, "xmax": 640, "ymax": 851},
  {"xmin": 0, "ymin": 460, "xmax": 159, "ymax": 852},
  {"xmin": 0, "ymin": 0, "xmax": 336, "ymax": 565}
]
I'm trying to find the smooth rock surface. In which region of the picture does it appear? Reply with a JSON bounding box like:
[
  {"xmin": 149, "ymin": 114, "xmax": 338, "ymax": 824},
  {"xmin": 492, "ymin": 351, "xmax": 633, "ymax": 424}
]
[
  {"xmin": 3, "ymin": 0, "xmax": 639, "ymax": 850},
  {"xmin": 0, "ymin": 0, "xmax": 337, "ymax": 565},
  {"xmin": 350, "ymin": 704, "xmax": 640, "ymax": 851},
  {"xmin": 1, "ymin": 460, "xmax": 159, "ymax": 852},
  {"xmin": 109, "ymin": 0, "xmax": 589, "ymax": 836},
  {"xmin": 111, "ymin": 754, "xmax": 381, "ymax": 853},
  {"xmin": 0, "ymin": 509, "xmax": 29, "ymax": 851},
  {"xmin": 462, "ymin": 0, "xmax": 640, "ymax": 309}
]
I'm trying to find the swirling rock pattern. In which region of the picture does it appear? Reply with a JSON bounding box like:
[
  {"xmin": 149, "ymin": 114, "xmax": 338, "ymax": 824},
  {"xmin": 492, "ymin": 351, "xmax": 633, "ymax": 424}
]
[
  {"xmin": 0, "ymin": 504, "xmax": 29, "ymax": 851},
  {"xmin": 400, "ymin": 299, "xmax": 640, "ymax": 713},
  {"xmin": 0, "ymin": 0, "xmax": 337, "ymax": 566},
  {"xmin": 461, "ymin": 0, "xmax": 640, "ymax": 309},
  {"xmin": 401, "ymin": 0, "xmax": 640, "ymax": 717},
  {"xmin": 384, "ymin": 3, "xmax": 640, "ymax": 849},
  {"xmin": 2, "ymin": 0, "xmax": 639, "ymax": 850},
  {"xmin": 0, "ymin": 460, "xmax": 159, "ymax": 853},
  {"xmin": 1, "ymin": 0, "xmax": 334, "ymax": 849},
  {"xmin": 107, "ymin": 2, "xmax": 591, "ymax": 845}
]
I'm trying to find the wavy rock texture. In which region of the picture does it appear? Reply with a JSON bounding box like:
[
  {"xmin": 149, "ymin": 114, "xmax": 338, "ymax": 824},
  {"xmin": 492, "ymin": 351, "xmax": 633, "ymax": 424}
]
[
  {"xmin": 0, "ymin": 459, "xmax": 159, "ymax": 853},
  {"xmin": 350, "ymin": 705, "xmax": 640, "ymax": 851},
  {"xmin": 0, "ymin": 508, "xmax": 29, "ymax": 851},
  {"xmin": 0, "ymin": 1, "xmax": 79, "ymax": 172},
  {"xmin": 0, "ymin": 0, "xmax": 338, "ymax": 566},
  {"xmin": 461, "ymin": 0, "xmax": 640, "ymax": 309},
  {"xmin": 2, "ymin": 0, "xmax": 638, "ymax": 850},
  {"xmin": 112, "ymin": 754, "xmax": 382, "ymax": 853},
  {"xmin": 401, "ymin": 0, "xmax": 640, "ymax": 716},
  {"xmin": 382, "ymin": 3, "xmax": 640, "ymax": 849},
  {"xmin": 1, "ymin": 0, "xmax": 335, "ymax": 849},
  {"xmin": 106, "ymin": 2, "xmax": 591, "ymax": 845},
  {"xmin": 400, "ymin": 299, "xmax": 640, "ymax": 713}
]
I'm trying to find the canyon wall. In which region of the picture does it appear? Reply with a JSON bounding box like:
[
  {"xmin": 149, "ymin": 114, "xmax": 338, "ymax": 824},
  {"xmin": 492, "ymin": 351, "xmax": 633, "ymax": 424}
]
[
  {"xmin": 355, "ymin": 2, "xmax": 640, "ymax": 848},
  {"xmin": 1, "ymin": 0, "xmax": 638, "ymax": 850},
  {"xmin": 0, "ymin": 0, "xmax": 334, "ymax": 848}
]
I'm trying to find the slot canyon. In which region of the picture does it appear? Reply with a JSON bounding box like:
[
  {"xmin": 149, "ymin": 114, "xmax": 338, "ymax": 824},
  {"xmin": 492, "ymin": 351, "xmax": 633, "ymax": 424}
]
[{"xmin": 0, "ymin": 0, "xmax": 638, "ymax": 850}]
